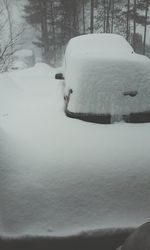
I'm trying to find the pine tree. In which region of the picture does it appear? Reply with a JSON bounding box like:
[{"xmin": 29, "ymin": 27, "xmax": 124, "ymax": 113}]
[
  {"xmin": 58, "ymin": 1, "xmax": 78, "ymax": 43},
  {"xmin": 24, "ymin": 0, "xmax": 50, "ymax": 62},
  {"xmin": 128, "ymin": 0, "xmax": 150, "ymax": 52},
  {"xmin": 95, "ymin": 0, "xmax": 123, "ymax": 34}
]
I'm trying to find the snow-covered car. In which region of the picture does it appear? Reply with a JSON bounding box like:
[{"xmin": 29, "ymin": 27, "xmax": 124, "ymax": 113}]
[
  {"xmin": 56, "ymin": 34, "xmax": 150, "ymax": 124},
  {"xmin": 12, "ymin": 49, "xmax": 35, "ymax": 70},
  {"xmin": 11, "ymin": 60, "xmax": 28, "ymax": 70}
]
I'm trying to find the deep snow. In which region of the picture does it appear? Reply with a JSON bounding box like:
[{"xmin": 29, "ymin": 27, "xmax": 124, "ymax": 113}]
[{"xmin": 0, "ymin": 63, "xmax": 150, "ymax": 238}]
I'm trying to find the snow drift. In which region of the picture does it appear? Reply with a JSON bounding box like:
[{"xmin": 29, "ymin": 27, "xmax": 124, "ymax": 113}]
[{"xmin": 0, "ymin": 62, "xmax": 150, "ymax": 243}]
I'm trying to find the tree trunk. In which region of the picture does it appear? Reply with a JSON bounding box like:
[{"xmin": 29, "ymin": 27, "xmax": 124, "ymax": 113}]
[
  {"xmin": 133, "ymin": 0, "xmax": 136, "ymax": 50},
  {"xmin": 72, "ymin": 0, "xmax": 79, "ymax": 36},
  {"xmin": 103, "ymin": 0, "xmax": 106, "ymax": 32},
  {"xmin": 38, "ymin": 0, "xmax": 50, "ymax": 63},
  {"xmin": 111, "ymin": 0, "xmax": 114, "ymax": 33},
  {"xmin": 126, "ymin": 0, "xmax": 130, "ymax": 41},
  {"xmin": 143, "ymin": 0, "xmax": 149, "ymax": 55},
  {"xmin": 82, "ymin": 0, "xmax": 86, "ymax": 34},
  {"xmin": 106, "ymin": 0, "xmax": 111, "ymax": 33},
  {"xmin": 50, "ymin": 1, "xmax": 56, "ymax": 63},
  {"xmin": 90, "ymin": 0, "xmax": 94, "ymax": 33}
]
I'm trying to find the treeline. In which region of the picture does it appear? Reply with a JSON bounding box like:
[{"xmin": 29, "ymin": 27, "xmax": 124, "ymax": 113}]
[{"xmin": 24, "ymin": 0, "xmax": 150, "ymax": 65}]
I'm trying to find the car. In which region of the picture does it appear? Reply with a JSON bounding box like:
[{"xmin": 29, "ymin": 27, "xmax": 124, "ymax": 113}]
[
  {"xmin": 55, "ymin": 34, "xmax": 150, "ymax": 124},
  {"xmin": 12, "ymin": 49, "xmax": 35, "ymax": 69},
  {"xmin": 11, "ymin": 60, "xmax": 28, "ymax": 70}
]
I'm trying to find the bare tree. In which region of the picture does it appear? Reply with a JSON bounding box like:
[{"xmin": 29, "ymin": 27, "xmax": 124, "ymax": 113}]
[
  {"xmin": 3, "ymin": 0, "xmax": 13, "ymax": 54},
  {"xmin": 0, "ymin": 0, "xmax": 24, "ymax": 72}
]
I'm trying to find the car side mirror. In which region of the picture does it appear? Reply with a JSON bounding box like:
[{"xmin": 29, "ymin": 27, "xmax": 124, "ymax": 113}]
[{"xmin": 55, "ymin": 73, "xmax": 64, "ymax": 80}]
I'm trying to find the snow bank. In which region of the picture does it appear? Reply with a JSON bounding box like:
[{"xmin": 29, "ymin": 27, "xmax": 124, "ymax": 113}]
[{"xmin": 0, "ymin": 63, "xmax": 150, "ymax": 238}]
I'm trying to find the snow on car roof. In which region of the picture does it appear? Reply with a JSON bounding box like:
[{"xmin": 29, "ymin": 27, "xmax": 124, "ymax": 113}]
[
  {"xmin": 65, "ymin": 34, "xmax": 134, "ymax": 58},
  {"xmin": 14, "ymin": 49, "xmax": 33, "ymax": 58},
  {"xmin": 11, "ymin": 60, "xmax": 28, "ymax": 70}
]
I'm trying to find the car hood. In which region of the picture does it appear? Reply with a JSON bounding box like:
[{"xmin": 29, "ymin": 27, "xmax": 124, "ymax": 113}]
[{"xmin": 65, "ymin": 54, "xmax": 150, "ymax": 117}]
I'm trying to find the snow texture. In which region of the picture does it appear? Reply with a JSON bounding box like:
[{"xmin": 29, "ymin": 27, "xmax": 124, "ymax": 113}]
[
  {"xmin": 0, "ymin": 62, "xmax": 150, "ymax": 238},
  {"xmin": 64, "ymin": 34, "xmax": 150, "ymax": 116}
]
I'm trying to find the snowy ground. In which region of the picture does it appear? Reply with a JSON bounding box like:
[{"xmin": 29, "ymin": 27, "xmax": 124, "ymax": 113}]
[{"xmin": 0, "ymin": 63, "xmax": 150, "ymax": 242}]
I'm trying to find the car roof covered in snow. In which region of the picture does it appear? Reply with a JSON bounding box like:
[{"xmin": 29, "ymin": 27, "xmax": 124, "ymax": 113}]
[
  {"xmin": 65, "ymin": 34, "xmax": 134, "ymax": 59},
  {"xmin": 14, "ymin": 49, "xmax": 33, "ymax": 58}
]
